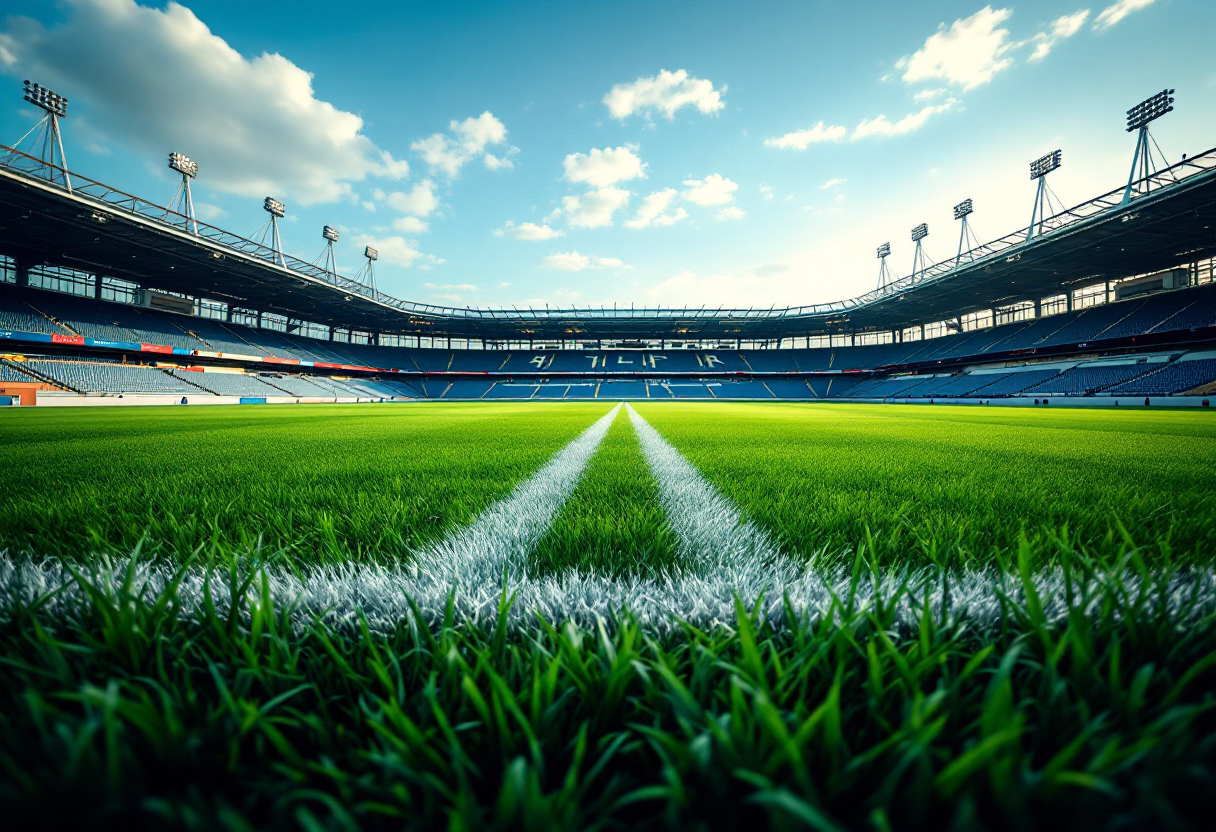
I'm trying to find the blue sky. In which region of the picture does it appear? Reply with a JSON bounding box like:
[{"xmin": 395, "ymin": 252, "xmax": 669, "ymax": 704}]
[{"xmin": 2, "ymin": 0, "xmax": 1212, "ymax": 310}]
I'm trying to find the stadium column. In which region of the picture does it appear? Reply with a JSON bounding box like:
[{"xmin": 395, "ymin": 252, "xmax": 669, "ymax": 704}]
[
  {"xmin": 1034, "ymin": 298, "xmax": 1041, "ymax": 319},
  {"xmin": 93, "ymin": 274, "xmax": 102, "ymax": 300},
  {"xmin": 14, "ymin": 258, "xmax": 28, "ymax": 287}
]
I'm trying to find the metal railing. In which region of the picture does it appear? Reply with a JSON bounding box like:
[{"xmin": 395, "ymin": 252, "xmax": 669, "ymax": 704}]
[{"xmin": 4, "ymin": 142, "xmax": 1215, "ymax": 326}]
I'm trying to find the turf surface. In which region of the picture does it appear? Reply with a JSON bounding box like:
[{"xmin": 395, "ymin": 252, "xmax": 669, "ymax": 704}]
[{"xmin": 2, "ymin": 401, "xmax": 1214, "ymax": 830}]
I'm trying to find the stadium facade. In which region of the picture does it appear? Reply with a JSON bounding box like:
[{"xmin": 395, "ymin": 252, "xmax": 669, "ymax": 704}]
[{"xmin": 2, "ymin": 92, "xmax": 1216, "ymax": 406}]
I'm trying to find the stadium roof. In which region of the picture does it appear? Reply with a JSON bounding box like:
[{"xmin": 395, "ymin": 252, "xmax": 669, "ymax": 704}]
[{"xmin": 2, "ymin": 144, "xmax": 1216, "ymax": 341}]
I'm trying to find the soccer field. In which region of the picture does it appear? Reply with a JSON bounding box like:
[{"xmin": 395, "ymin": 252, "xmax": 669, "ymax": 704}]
[{"xmin": 2, "ymin": 402, "xmax": 1215, "ymax": 829}]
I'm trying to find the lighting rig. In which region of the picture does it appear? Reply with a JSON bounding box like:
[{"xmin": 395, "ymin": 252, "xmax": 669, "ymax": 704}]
[
  {"xmin": 910, "ymin": 223, "xmax": 931, "ymax": 282},
  {"xmin": 167, "ymin": 152, "xmax": 199, "ymax": 235},
  {"xmin": 8, "ymin": 81, "xmax": 72, "ymax": 192},
  {"xmin": 876, "ymin": 242, "xmax": 892, "ymax": 292},
  {"xmin": 354, "ymin": 245, "xmax": 378, "ymax": 298},
  {"xmin": 258, "ymin": 197, "xmax": 286, "ymax": 266},
  {"xmin": 1122, "ymin": 88, "xmax": 1175, "ymax": 204},
  {"xmin": 952, "ymin": 198, "xmax": 979, "ymax": 268},
  {"xmin": 315, "ymin": 225, "xmax": 340, "ymax": 274},
  {"xmin": 1026, "ymin": 149, "xmax": 1062, "ymax": 241}
]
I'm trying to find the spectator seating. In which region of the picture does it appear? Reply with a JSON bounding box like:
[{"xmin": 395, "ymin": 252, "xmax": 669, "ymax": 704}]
[
  {"xmin": 969, "ymin": 368, "xmax": 1062, "ymax": 396},
  {"xmin": 1108, "ymin": 357, "xmax": 1216, "ymax": 395},
  {"xmin": 170, "ymin": 370, "xmax": 282, "ymax": 397},
  {"xmin": 20, "ymin": 359, "xmax": 199, "ymax": 393},
  {"xmin": 1021, "ymin": 363, "xmax": 1157, "ymax": 395}
]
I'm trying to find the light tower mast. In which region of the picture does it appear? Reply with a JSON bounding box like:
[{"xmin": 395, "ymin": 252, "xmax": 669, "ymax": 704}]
[
  {"xmin": 1122, "ymin": 88, "xmax": 1175, "ymax": 205},
  {"xmin": 355, "ymin": 245, "xmax": 378, "ymax": 298},
  {"xmin": 8, "ymin": 81, "xmax": 72, "ymax": 192},
  {"xmin": 167, "ymin": 152, "xmax": 199, "ymax": 235},
  {"xmin": 953, "ymin": 199, "xmax": 979, "ymax": 268},
  {"xmin": 1026, "ymin": 150, "xmax": 1062, "ymax": 241},
  {"xmin": 910, "ymin": 224, "xmax": 930, "ymax": 283},
  {"xmin": 261, "ymin": 197, "xmax": 286, "ymax": 266},
  {"xmin": 876, "ymin": 242, "xmax": 892, "ymax": 292},
  {"xmin": 319, "ymin": 226, "xmax": 340, "ymax": 274}
]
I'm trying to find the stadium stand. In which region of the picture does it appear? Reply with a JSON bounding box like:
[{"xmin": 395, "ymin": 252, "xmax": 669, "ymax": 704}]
[
  {"xmin": 968, "ymin": 368, "xmax": 1063, "ymax": 397},
  {"xmin": 20, "ymin": 359, "xmax": 200, "ymax": 393},
  {"xmin": 1108, "ymin": 356, "xmax": 1216, "ymax": 395},
  {"xmin": 1021, "ymin": 362, "xmax": 1158, "ymax": 396},
  {"xmin": 0, "ymin": 359, "xmax": 38, "ymax": 382},
  {"xmin": 170, "ymin": 371, "xmax": 283, "ymax": 397},
  {"xmin": 22, "ymin": 291, "xmax": 205, "ymax": 350},
  {"xmin": 0, "ymin": 296, "xmax": 73, "ymax": 336}
]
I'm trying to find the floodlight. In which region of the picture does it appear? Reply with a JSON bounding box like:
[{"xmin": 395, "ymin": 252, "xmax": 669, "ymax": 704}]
[
  {"xmin": 263, "ymin": 197, "xmax": 285, "ymax": 218},
  {"xmin": 1029, "ymin": 150, "xmax": 1062, "ymax": 180},
  {"xmin": 953, "ymin": 199, "xmax": 973, "ymax": 220},
  {"xmin": 22, "ymin": 80, "xmax": 67, "ymax": 118},
  {"xmin": 911, "ymin": 223, "xmax": 928, "ymax": 242},
  {"xmin": 1126, "ymin": 89, "xmax": 1174, "ymax": 132},
  {"xmin": 364, "ymin": 246, "xmax": 379, "ymax": 261},
  {"xmin": 168, "ymin": 152, "xmax": 198, "ymax": 178},
  {"xmin": 877, "ymin": 242, "xmax": 891, "ymax": 259},
  {"xmin": 323, "ymin": 225, "xmax": 340, "ymax": 242}
]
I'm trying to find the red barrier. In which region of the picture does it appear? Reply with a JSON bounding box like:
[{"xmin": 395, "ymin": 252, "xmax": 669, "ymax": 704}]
[
  {"xmin": 262, "ymin": 356, "xmax": 301, "ymax": 365},
  {"xmin": 50, "ymin": 334, "xmax": 85, "ymax": 345},
  {"xmin": 141, "ymin": 343, "xmax": 173, "ymax": 354}
]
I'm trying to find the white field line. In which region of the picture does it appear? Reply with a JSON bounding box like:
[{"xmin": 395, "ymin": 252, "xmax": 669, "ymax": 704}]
[{"xmin": 2, "ymin": 401, "xmax": 1215, "ymax": 632}]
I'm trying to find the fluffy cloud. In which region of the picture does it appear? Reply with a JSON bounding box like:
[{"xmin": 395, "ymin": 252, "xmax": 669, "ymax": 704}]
[
  {"xmin": 1093, "ymin": 0, "xmax": 1156, "ymax": 30},
  {"xmin": 392, "ymin": 216, "xmax": 429, "ymax": 234},
  {"xmin": 820, "ymin": 177, "xmax": 846, "ymax": 190},
  {"xmin": 764, "ymin": 121, "xmax": 847, "ymax": 150},
  {"xmin": 411, "ymin": 112, "xmax": 511, "ymax": 177},
  {"xmin": 541, "ymin": 252, "xmax": 627, "ymax": 271},
  {"xmin": 0, "ymin": 0, "xmax": 408, "ymax": 204},
  {"xmin": 385, "ymin": 180, "xmax": 438, "ymax": 216},
  {"xmin": 562, "ymin": 146, "xmax": 646, "ymax": 187},
  {"xmin": 682, "ymin": 174, "xmax": 738, "ymax": 206},
  {"xmin": 852, "ymin": 99, "xmax": 958, "ymax": 140},
  {"xmin": 495, "ymin": 221, "xmax": 563, "ymax": 240},
  {"xmin": 717, "ymin": 206, "xmax": 745, "ymax": 221},
  {"xmin": 625, "ymin": 189, "xmax": 688, "ymax": 229},
  {"xmin": 603, "ymin": 69, "xmax": 725, "ymax": 120},
  {"xmin": 1028, "ymin": 11, "xmax": 1090, "ymax": 61},
  {"xmin": 561, "ymin": 187, "xmax": 630, "ymax": 229},
  {"xmin": 896, "ymin": 6, "xmax": 1015, "ymax": 90}
]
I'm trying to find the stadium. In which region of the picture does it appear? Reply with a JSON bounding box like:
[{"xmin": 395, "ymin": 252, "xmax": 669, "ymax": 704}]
[{"xmin": 3, "ymin": 2, "xmax": 1216, "ymax": 830}]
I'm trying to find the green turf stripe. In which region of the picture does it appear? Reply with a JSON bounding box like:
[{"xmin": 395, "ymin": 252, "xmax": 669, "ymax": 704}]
[{"xmin": 528, "ymin": 407, "xmax": 683, "ymax": 579}]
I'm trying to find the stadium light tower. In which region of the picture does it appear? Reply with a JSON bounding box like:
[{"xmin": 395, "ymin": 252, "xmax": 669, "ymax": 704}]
[
  {"xmin": 876, "ymin": 242, "xmax": 892, "ymax": 292},
  {"xmin": 261, "ymin": 197, "xmax": 286, "ymax": 266},
  {"xmin": 167, "ymin": 152, "xmax": 199, "ymax": 236},
  {"xmin": 9, "ymin": 81, "xmax": 72, "ymax": 192},
  {"xmin": 316, "ymin": 225, "xmax": 340, "ymax": 274},
  {"xmin": 1026, "ymin": 149, "xmax": 1062, "ymax": 241},
  {"xmin": 910, "ymin": 224, "xmax": 931, "ymax": 282},
  {"xmin": 953, "ymin": 199, "xmax": 979, "ymax": 268},
  {"xmin": 354, "ymin": 245, "xmax": 378, "ymax": 298},
  {"xmin": 1122, "ymin": 89, "xmax": 1175, "ymax": 205}
]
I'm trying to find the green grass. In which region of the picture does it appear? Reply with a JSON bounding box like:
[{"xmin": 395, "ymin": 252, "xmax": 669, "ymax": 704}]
[
  {"xmin": 2, "ymin": 401, "xmax": 1215, "ymax": 830},
  {"xmin": 0, "ymin": 402, "xmax": 609, "ymax": 563},
  {"xmin": 635, "ymin": 402, "xmax": 1216, "ymax": 568},
  {"xmin": 529, "ymin": 407, "xmax": 682, "ymax": 579}
]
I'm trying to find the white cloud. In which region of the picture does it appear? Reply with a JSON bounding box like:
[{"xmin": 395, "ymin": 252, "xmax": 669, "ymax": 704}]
[
  {"xmin": 913, "ymin": 87, "xmax": 950, "ymax": 102},
  {"xmin": 896, "ymin": 6, "xmax": 1015, "ymax": 91},
  {"xmin": 760, "ymin": 185, "xmax": 774, "ymax": 200},
  {"xmin": 424, "ymin": 282, "xmax": 477, "ymax": 292},
  {"xmin": 495, "ymin": 221, "xmax": 563, "ymax": 240},
  {"xmin": 411, "ymin": 112, "xmax": 511, "ymax": 177},
  {"xmin": 603, "ymin": 69, "xmax": 725, "ymax": 120},
  {"xmin": 820, "ymin": 177, "xmax": 846, "ymax": 190},
  {"xmin": 1028, "ymin": 11, "xmax": 1090, "ymax": 61},
  {"xmin": 193, "ymin": 202, "xmax": 226, "ymax": 221},
  {"xmin": 541, "ymin": 251, "xmax": 628, "ymax": 272},
  {"xmin": 717, "ymin": 206, "xmax": 745, "ymax": 221},
  {"xmin": 764, "ymin": 121, "xmax": 847, "ymax": 150},
  {"xmin": 561, "ymin": 187, "xmax": 630, "ymax": 229},
  {"xmin": 385, "ymin": 180, "xmax": 438, "ymax": 217},
  {"xmin": 1093, "ymin": 0, "xmax": 1155, "ymax": 31},
  {"xmin": 682, "ymin": 174, "xmax": 738, "ymax": 206},
  {"xmin": 562, "ymin": 146, "xmax": 646, "ymax": 187},
  {"xmin": 852, "ymin": 99, "xmax": 959, "ymax": 140},
  {"xmin": 0, "ymin": 0, "xmax": 408, "ymax": 204},
  {"xmin": 352, "ymin": 234, "xmax": 426, "ymax": 268},
  {"xmin": 392, "ymin": 216, "xmax": 429, "ymax": 234},
  {"xmin": 625, "ymin": 189, "xmax": 688, "ymax": 229}
]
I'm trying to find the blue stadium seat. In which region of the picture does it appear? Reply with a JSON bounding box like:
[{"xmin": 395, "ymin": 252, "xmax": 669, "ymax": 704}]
[
  {"xmin": 1022, "ymin": 362, "xmax": 1157, "ymax": 395},
  {"xmin": 1108, "ymin": 356, "xmax": 1216, "ymax": 395}
]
